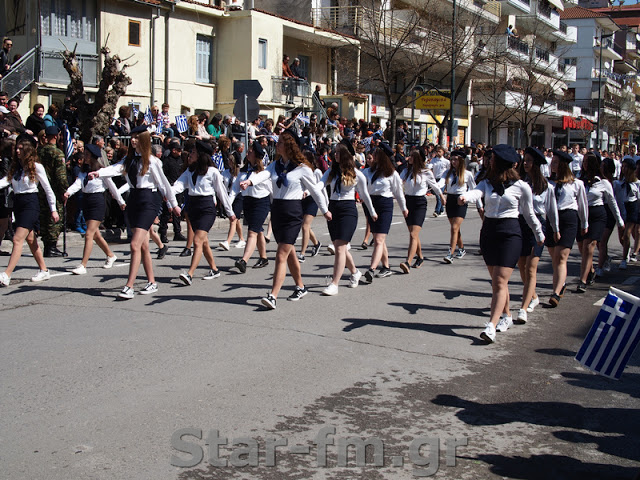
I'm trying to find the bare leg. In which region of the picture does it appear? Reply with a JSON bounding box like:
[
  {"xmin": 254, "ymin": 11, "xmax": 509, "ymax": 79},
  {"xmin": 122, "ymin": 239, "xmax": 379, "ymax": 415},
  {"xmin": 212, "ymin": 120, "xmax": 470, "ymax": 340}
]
[
  {"xmin": 0, "ymin": 218, "xmax": 8, "ymax": 250},
  {"xmin": 406, "ymin": 225, "xmax": 422, "ymax": 263},
  {"xmin": 126, "ymin": 228, "xmax": 149, "ymax": 288},
  {"xmin": 369, "ymin": 233, "xmax": 387, "ymax": 270},
  {"xmin": 257, "ymin": 232, "xmax": 267, "ymax": 258},
  {"xmin": 330, "ymin": 240, "xmax": 349, "ymax": 286},
  {"xmin": 202, "ymin": 237, "xmax": 217, "ymax": 270},
  {"xmin": 580, "ymin": 240, "xmax": 597, "ymax": 283},
  {"xmin": 598, "ymin": 228, "xmax": 613, "ymax": 269},
  {"xmin": 225, "ymin": 218, "xmax": 237, "ymax": 244},
  {"xmin": 449, "ymin": 217, "xmax": 464, "ymax": 253},
  {"xmin": 188, "ymin": 230, "xmax": 207, "ymax": 276},
  {"xmin": 242, "ymin": 230, "xmax": 259, "ymax": 262},
  {"xmin": 270, "ymin": 243, "xmax": 298, "ymax": 297},
  {"xmin": 186, "ymin": 215, "xmax": 194, "ymax": 249},
  {"xmin": 300, "ymin": 214, "xmax": 314, "ymax": 255},
  {"xmin": 551, "ymin": 246, "xmax": 570, "ymax": 295},
  {"xmin": 5, "ymin": 227, "xmax": 31, "ymax": 276},
  {"xmin": 235, "ymin": 221, "xmax": 245, "ymax": 242},
  {"xmin": 487, "ymin": 265, "xmax": 514, "ymax": 327},
  {"xmin": 149, "ymin": 225, "xmax": 164, "ymax": 249}
]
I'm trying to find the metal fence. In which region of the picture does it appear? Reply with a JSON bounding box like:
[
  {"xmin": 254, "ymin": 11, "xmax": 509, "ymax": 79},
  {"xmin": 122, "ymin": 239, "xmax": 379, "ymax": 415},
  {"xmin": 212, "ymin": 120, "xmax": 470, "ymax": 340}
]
[
  {"xmin": 271, "ymin": 77, "xmax": 311, "ymax": 104},
  {"xmin": 0, "ymin": 47, "xmax": 38, "ymax": 99}
]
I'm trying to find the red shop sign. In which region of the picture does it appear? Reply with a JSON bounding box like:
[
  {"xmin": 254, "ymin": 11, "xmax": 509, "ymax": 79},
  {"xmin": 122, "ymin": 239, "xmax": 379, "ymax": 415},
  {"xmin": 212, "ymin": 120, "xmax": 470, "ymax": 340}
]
[{"xmin": 563, "ymin": 116, "xmax": 594, "ymax": 131}]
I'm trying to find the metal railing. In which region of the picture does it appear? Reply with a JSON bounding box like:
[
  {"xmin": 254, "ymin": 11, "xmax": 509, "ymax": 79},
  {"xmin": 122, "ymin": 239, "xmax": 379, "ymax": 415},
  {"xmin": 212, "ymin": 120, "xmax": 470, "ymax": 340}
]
[
  {"xmin": 538, "ymin": 1, "xmax": 552, "ymax": 18},
  {"xmin": 558, "ymin": 63, "xmax": 566, "ymax": 73},
  {"xmin": 559, "ymin": 22, "xmax": 567, "ymax": 34},
  {"xmin": 0, "ymin": 47, "xmax": 38, "ymax": 99},
  {"xmin": 39, "ymin": 50, "xmax": 99, "ymax": 87},
  {"xmin": 556, "ymin": 100, "xmax": 574, "ymax": 112},
  {"xmin": 508, "ymin": 35, "xmax": 529, "ymax": 55},
  {"xmin": 535, "ymin": 46, "xmax": 550, "ymax": 63},
  {"xmin": 271, "ymin": 77, "xmax": 311, "ymax": 105}
]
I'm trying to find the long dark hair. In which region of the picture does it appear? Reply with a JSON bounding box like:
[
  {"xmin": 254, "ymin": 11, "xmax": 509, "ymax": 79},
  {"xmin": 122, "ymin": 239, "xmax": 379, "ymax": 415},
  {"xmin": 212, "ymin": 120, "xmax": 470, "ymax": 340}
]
[
  {"xmin": 405, "ymin": 150, "xmax": 425, "ymax": 183},
  {"xmin": 328, "ymin": 144, "xmax": 356, "ymax": 186},
  {"xmin": 446, "ymin": 153, "xmax": 466, "ymax": 186},
  {"xmin": 9, "ymin": 139, "xmax": 38, "ymax": 181},
  {"xmin": 581, "ymin": 153, "xmax": 600, "ymax": 186},
  {"xmin": 519, "ymin": 152, "xmax": 548, "ymax": 196},
  {"xmin": 372, "ymin": 149, "xmax": 395, "ymax": 178},
  {"xmin": 124, "ymin": 131, "xmax": 152, "ymax": 176},
  {"xmin": 487, "ymin": 154, "xmax": 519, "ymax": 186},
  {"xmin": 190, "ymin": 151, "xmax": 214, "ymax": 177}
]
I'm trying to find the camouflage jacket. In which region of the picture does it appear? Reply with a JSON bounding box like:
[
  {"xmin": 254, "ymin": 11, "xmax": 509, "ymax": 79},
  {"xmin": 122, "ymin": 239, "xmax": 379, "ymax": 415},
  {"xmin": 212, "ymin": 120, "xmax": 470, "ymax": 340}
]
[{"xmin": 37, "ymin": 144, "xmax": 68, "ymax": 198}]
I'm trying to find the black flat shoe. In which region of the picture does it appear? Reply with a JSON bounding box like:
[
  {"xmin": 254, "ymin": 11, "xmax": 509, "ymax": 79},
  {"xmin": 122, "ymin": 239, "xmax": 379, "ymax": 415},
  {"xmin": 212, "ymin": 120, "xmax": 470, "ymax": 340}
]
[
  {"xmin": 549, "ymin": 293, "xmax": 560, "ymax": 307},
  {"xmin": 412, "ymin": 257, "xmax": 424, "ymax": 268},
  {"xmin": 179, "ymin": 247, "xmax": 192, "ymax": 257}
]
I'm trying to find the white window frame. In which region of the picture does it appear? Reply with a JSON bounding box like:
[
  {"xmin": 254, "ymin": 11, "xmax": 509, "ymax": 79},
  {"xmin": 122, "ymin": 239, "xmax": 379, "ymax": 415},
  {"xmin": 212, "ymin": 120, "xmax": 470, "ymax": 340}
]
[{"xmin": 258, "ymin": 38, "xmax": 268, "ymax": 69}]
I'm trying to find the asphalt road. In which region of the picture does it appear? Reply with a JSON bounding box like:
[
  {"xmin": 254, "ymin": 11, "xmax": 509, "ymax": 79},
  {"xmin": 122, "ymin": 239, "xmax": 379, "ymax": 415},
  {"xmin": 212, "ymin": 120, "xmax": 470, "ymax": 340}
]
[{"xmin": 1, "ymin": 204, "xmax": 639, "ymax": 480}]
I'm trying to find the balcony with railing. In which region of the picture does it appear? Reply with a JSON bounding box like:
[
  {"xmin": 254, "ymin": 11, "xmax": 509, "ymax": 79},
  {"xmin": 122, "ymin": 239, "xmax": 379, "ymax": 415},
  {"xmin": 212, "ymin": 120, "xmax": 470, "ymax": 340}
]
[
  {"xmin": 594, "ymin": 36, "xmax": 623, "ymax": 61},
  {"xmin": 536, "ymin": 0, "xmax": 560, "ymax": 30},
  {"xmin": 507, "ymin": 35, "xmax": 529, "ymax": 57},
  {"xmin": 498, "ymin": 0, "xmax": 531, "ymax": 15},
  {"xmin": 271, "ymin": 77, "xmax": 312, "ymax": 106},
  {"xmin": 558, "ymin": 63, "xmax": 576, "ymax": 82},
  {"xmin": 0, "ymin": 47, "xmax": 38, "ymax": 99}
]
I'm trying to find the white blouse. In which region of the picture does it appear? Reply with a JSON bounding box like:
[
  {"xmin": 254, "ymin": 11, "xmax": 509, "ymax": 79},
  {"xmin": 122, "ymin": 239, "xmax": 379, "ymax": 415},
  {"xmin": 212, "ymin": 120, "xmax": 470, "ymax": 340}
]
[
  {"xmin": 550, "ymin": 179, "xmax": 589, "ymax": 229},
  {"xmin": 172, "ymin": 167, "xmax": 234, "ymax": 217},
  {"xmin": 586, "ymin": 178, "xmax": 624, "ymax": 227},
  {"xmin": 531, "ymin": 184, "xmax": 559, "ymax": 233},
  {"xmin": 320, "ymin": 169, "xmax": 377, "ymax": 216},
  {"xmin": 463, "ymin": 179, "xmax": 545, "ymax": 243},
  {"xmin": 66, "ymin": 172, "xmax": 125, "ymax": 206},
  {"xmin": 229, "ymin": 168, "xmax": 273, "ymax": 202},
  {"xmin": 444, "ymin": 170, "xmax": 477, "ymax": 196},
  {"xmin": 0, "ymin": 163, "xmax": 57, "ymax": 212},
  {"xmin": 430, "ymin": 156, "xmax": 450, "ymax": 180},
  {"xmin": 251, "ymin": 160, "xmax": 329, "ymax": 213},
  {"xmin": 402, "ymin": 168, "xmax": 442, "ymax": 197},
  {"xmin": 96, "ymin": 155, "xmax": 178, "ymax": 208},
  {"xmin": 363, "ymin": 168, "xmax": 408, "ymax": 211}
]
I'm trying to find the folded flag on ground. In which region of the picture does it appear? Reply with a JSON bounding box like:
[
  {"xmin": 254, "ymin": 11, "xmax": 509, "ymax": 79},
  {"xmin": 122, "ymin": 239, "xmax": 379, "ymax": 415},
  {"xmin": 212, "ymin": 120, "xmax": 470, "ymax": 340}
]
[{"xmin": 575, "ymin": 287, "xmax": 640, "ymax": 380}]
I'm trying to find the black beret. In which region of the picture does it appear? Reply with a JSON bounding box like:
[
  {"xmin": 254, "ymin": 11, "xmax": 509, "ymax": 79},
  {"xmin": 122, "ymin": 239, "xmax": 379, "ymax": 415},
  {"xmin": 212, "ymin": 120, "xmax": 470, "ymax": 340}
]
[
  {"xmin": 492, "ymin": 144, "xmax": 520, "ymax": 164},
  {"xmin": 340, "ymin": 138, "xmax": 355, "ymax": 156},
  {"xmin": 195, "ymin": 140, "xmax": 214, "ymax": 156},
  {"xmin": 450, "ymin": 149, "xmax": 466, "ymax": 158},
  {"xmin": 552, "ymin": 150, "xmax": 573, "ymax": 164},
  {"xmin": 378, "ymin": 142, "xmax": 394, "ymax": 158},
  {"xmin": 85, "ymin": 144, "xmax": 102, "ymax": 159},
  {"xmin": 602, "ymin": 157, "xmax": 615, "ymax": 175},
  {"xmin": 16, "ymin": 133, "xmax": 37, "ymax": 147},
  {"xmin": 281, "ymin": 128, "xmax": 301, "ymax": 147},
  {"xmin": 44, "ymin": 125, "xmax": 60, "ymax": 136},
  {"xmin": 524, "ymin": 147, "xmax": 546, "ymax": 166},
  {"xmin": 252, "ymin": 140, "xmax": 266, "ymax": 159},
  {"xmin": 130, "ymin": 124, "xmax": 149, "ymax": 135}
]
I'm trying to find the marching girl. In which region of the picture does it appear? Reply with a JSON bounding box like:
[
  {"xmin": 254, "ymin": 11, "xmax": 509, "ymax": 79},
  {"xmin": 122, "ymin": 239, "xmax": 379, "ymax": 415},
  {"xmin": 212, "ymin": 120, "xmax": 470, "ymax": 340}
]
[
  {"xmin": 515, "ymin": 147, "xmax": 559, "ymax": 323},
  {"xmin": 320, "ymin": 142, "xmax": 377, "ymax": 295},
  {"xmin": 458, "ymin": 145, "xmax": 544, "ymax": 344},
  {"xmin": 596, "ymin": 157, "xmax": 619, "ymax": 276},
  {"xmin": 576, "ymin": 153, "xmax": 623, "ymax": 292},
  {"xmin": 545, "ymin": 150, "xmax": 588, "ymax": 307},
  {"xmin": 614, "ymin": 157, "xmax": 640, "ymax": 270},
  {"xmin": 219, "ymin": 151, "xmax": 246, "ymax": 251},
  {"xmin": 63, "ymin": 144, "xmax": 124, "ymax": 275},
  {"xmin": 298, "ymin": 150, "xmax": 323, "ymax": 262},
  {"xmin": 0, "ymin": 134, "xmax": 59, "ymax": 286},
  {"xmin": 172, "ymin": 140, "xmax": 235, "ymax": 285},
  {"xmin": 362, "ymin": 143, "xmax": 408, "ymax": 283},
  {"xmin": 399, "ymin": 148, "xmax": 445, "ymax": 273},
  {"xmin": 88, "ymin": 126, "xmax": 180, "ymax": 299},
  {"xmin": 239, "ymin": 130, "xmax": 330, "ymax": 309},
  {"xmin": 360, "ymin": 152, "xmax": 375, "ymax": 250},
  {"xmin": 443, "ymin": 149, "xmax": 478, "ymax": 264},
  {"xmin": 229, "ymin": 141, "xmax": 271, "ymax": 273}
]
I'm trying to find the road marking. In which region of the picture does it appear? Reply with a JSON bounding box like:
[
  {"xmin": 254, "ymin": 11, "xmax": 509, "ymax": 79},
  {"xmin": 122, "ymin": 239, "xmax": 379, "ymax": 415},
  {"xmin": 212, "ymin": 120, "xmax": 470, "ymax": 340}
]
[{"xmin": 49, "ymin": 272, "xmax": 73, "ymax": 278}]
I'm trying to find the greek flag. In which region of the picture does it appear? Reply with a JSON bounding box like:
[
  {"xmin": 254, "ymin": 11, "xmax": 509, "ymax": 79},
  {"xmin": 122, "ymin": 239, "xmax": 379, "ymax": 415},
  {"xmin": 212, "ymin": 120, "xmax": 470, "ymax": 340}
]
[
  {"xmin": 144, "ymin": 106, "xmax": 153, "ymax": 124},
  {"xmin": 296, "ymin": 112, "xmax": 310, "ymax": 124},
  {"xmin": 63, "ymin": 124, "xmax": 74, "ymax": 160},
  {"xmin": 132, "ymin": 106, "xmax": 139, "ymax": 120},
  {"xmin": 212, "ymin": 152, "xmax": 224, "ymax": 171},
  {"xmin": 175, "ymin": 115, "xmax": 188, "ymax": 133},
  {"xmin": 575, "ymin": 287, "xmax": 640, "ymax": 379},
  {"xmin": 156, "ymin": 115, "xmax": 163, "ymax": 135}
]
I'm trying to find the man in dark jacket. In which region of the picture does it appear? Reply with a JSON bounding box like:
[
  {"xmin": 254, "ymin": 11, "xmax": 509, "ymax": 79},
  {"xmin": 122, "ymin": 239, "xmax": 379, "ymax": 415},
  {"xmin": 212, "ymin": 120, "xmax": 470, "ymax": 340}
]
[
  {"xmin": 25, "ymin": 104, "xmax": 46, "ymax": 135},
  {"xmin": 158, "ymin": 140, "xmax": 185, "ymax": 243}
]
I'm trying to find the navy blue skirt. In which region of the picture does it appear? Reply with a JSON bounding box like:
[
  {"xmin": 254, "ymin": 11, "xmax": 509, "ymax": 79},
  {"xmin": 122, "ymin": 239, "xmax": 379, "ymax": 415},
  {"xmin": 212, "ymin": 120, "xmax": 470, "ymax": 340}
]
[
  {"xmin": 272, "ymin": 198, "xmax": 303, "ymax": 245},
  {"xmin": 545, "ymin": 209, "xmax": 578, "ymax": 249},
  {"xmin": 519, "ymin": 214, "xmax": 544, "ymax": 258},
  {"xmin": 445, "ymin": 194, "xmax": 468, "ymax": 219},
  {"xmin": 577, "ymin": 205, "xmax": 606, "ymax": 242},
  {"xmin": 14, "ymin": 192, "xmax": 40, "ymax": 230},
  {"xmin": 605, "ymin": 205, "xmax": 616, "ymax": 230},
  {"xmin": 365, "ymin": 195, "xmax": 394, "ymax": 234},
  {"xmin": 187, "ymin": 195, "xmax": 216, "ymax": 232},
  {"xmin": 126, "ymin": 188, "xmax": 161, "ymax": 230},
  {"xmin": 625, "ymin": 201, "xmax": 638, "ymax": 225},
  {"xmin": 405, "ymin": 195, "xmax": 427, "ymax": 227},
  {"xmin": 302, "ymin": 195, "xmax": 319, "ymax": 217},
  {"xmin": 328, "ymin": 200, "xmax": 358, "ymax": 242},
  {"xmin": 83, "ymin": 192, "xmax": 106, "ymax": 222},
  {"xmin": 232, "ymin": 195, "xmax": 243, "ymax": 219},
  {"xmin": 481, "ymin": 217, "xmax": 522, "ymax": 268},
  {"xmin": 243, "ymin": 195, "xmax": 271, "ymax": 233}
]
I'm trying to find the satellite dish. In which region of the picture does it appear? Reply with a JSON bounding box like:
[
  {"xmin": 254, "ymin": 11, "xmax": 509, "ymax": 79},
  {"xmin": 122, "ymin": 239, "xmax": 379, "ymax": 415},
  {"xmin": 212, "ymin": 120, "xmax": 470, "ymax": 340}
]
[{"xmin": 604, "ymin": 61, "xmax": 611, "ymax": 69}]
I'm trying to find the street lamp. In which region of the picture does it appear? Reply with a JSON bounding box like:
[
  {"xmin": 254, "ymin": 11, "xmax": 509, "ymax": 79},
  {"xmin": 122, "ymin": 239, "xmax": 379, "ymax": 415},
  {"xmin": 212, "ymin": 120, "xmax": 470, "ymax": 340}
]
[{"xmin": 596, "ymin": 32, "xmax": 614, "ymax": 150}]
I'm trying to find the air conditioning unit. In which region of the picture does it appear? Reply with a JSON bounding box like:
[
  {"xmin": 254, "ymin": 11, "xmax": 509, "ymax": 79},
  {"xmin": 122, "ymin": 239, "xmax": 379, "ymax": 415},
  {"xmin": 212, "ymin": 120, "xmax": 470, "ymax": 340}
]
[{"xmin": 227, "ymin": 0, "xmax": 243, "ymax": 10}]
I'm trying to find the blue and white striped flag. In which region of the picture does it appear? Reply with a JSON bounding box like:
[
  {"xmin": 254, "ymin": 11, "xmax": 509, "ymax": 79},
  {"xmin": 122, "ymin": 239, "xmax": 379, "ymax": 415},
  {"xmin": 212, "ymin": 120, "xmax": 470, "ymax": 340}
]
[
  {"xmin": 63, "ymin": 124, "xmax": 74, "ymax": 160},
  {"xmin": 575, "ymin": 287, "xmax": 640, "ymax": 379},
  {"xmin": 175, "ymin": 115, "xmax": 188, "ymax": 133},
  {"xmin": 144, "ymin": 106, "xmax": 153, "ymax": 124},
  {"xmin": 212, "ymin": 152, "xmax": 224, "ymax": 171},
  {"xmin": 132, "ymin": 106, "xmax": 139, "ymax": 120},
  {"xmin": 156, "ymin": 115, "xmax": 163, "ymax": 135}
]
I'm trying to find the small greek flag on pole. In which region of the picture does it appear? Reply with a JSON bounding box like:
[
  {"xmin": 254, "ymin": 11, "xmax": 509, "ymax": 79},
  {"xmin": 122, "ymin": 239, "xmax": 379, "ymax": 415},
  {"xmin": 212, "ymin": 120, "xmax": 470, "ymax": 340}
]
[
  {"xmin": 63, "ymin": 124, "xmax": 74, "ymax": 160},
  {"xmin": 297, "ymin": 112, "xmax": 310, "ymax": 124},
  {"xmin": 575, "ymin": 287, "xmax": 640, "ymax": 380},
  {"xmin": 212, "ymin": 152, "xmax": 224, "ymax": 171},
  {"xmin": 156, "ymin": 115, "xmax": 163, "ymax": 135},
  {"xmin": 175, "ymin": 115, "xmax": 188, "ymax": 133},
  {"xmin": 132, "ymin": 106, "xmax": 140, "ymax": 120},
  {"xmin": 144, "ymin": 106, "xmax": 153, "ymax": 124}
]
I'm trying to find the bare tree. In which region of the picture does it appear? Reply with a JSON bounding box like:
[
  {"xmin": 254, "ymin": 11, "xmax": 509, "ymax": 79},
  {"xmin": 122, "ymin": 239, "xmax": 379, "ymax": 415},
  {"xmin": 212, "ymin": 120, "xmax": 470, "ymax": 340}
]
[
  {"xmin": 600, "ymin": 95, "xmax": 636, "ymax": 150},
  {"xmin": 317, "ymin": 0, "xmax": 503, "ymax": 146},
  {"xmin": 62, "ymin": 40, "xmax": 134, "ymax": 142}
]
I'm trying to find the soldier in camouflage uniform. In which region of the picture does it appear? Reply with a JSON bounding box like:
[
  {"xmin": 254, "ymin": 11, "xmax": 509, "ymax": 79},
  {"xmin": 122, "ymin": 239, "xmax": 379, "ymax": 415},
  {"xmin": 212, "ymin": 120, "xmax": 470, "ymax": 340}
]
[{"xmin": 37, "ymin": 125, "xmax": 68, "ymax": 257}]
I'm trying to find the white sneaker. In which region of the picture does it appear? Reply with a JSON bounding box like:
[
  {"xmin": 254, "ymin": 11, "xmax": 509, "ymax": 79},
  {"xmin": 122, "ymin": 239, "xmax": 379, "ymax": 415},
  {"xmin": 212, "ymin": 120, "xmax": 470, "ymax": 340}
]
[
  {"xmin": 322, "ymin": 283, "xmax": 339, "ymax": 296},
  {"xmin": 620, "ymin": 260, "xmax": 628, "ymax": 270},
  {"xmin": 103, "ymin": 255, "xmax": 117, "ymax": 269},
  {"xmin": 443, "ymin": 253, "xmax": 454, "ymax": 264},
  {"xmin": 139, "ymin": 282, "xmax": 158, "ymax": 295},
  {"xmin": 349, "ymin": 270, "xmax": 362, "ymax": 288},
  {"xmin": 496, "ymin": 314, "xmax": 513, "ymax": 332},
  {"xmin": 527, "ymin": 296, "xmax": 539, "ymax": 313},
  {"xmin": 327, "ymin": 244, "xmax": 336, "ymax": 255},
  {"xmin": 118, "ymin": 286, "xmax": 134, "ymax": 299},
  {"xmin": 203, "ymin": 269, "xmax": 220, "ymax": 280},
  {"xmin": 455, "ymin": 248, "xmax": 466, "ymax": 259},
  {"xmin": 235, "ymin": 240, "xmax": 247, "ymax": 249},
  {"xmin": 630, "ymin": 253, "xmax": 638, "ymax": 263},
  {"xmin": 31, "ymin": 269, "xmax": 50, "ymax": 282},
  {"xmin": 218, "ymin": 241, "xmax": 230, "ymax": 251},
  {"xmin": 71, "ymin": 265, "xmax": 87, "ymax": 275},
  {"xmin": 515, "ymin": 308, "xmax": 527, "ymax": 324},
  {"xmin": 0, "ymin": 272, "xmax": 10, "ymax": 287},
  {"xmin": 480, "ymin": 322, "xmax": 496, "ymax": 343}
]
